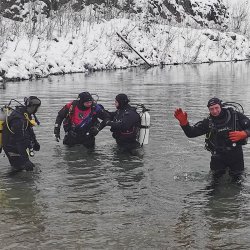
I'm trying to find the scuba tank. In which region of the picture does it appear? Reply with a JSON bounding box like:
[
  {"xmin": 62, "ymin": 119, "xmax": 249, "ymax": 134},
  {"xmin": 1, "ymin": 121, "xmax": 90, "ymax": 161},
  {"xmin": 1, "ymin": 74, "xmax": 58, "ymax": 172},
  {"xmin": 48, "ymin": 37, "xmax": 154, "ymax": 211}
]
[
  {"xmin": 137, "ymin": 104, "xmax": 150, "ymax": 146},
  {"xmin": 0, "ymin": 107, "xmax": 6, "ymax": 153}
]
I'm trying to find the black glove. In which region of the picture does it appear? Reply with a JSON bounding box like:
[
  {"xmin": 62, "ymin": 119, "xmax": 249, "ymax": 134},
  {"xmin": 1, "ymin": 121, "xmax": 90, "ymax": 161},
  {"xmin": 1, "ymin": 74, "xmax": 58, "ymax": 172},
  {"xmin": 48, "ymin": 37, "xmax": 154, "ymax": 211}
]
[
  {"xmin": 33, "ymin": 141, "xmax": 40, "ymax": 151},
  {"xmin": 54, "ymin": 126, "xmax": 60, "ymax": 141},
  {"xmin": 89, "ymin": 127, "xmax": 99, "ymax": 136},
  {"xmin": 24, "ymin": 160, "xmax": 35, "ymax": 171}
]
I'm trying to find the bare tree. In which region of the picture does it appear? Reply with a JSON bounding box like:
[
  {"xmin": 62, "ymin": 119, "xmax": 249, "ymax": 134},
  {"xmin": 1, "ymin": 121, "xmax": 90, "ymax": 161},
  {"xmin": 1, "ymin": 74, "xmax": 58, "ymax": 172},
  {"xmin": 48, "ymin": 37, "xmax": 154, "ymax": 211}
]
[{"xmin": 229, "ymin": 0, "xmax": 250, "ymax": 35}]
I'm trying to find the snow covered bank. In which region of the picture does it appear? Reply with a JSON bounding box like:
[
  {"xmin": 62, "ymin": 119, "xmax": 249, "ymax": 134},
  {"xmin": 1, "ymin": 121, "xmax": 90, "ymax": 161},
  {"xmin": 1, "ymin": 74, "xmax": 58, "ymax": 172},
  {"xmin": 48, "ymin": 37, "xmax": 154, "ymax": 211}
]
[{"xmin": 0, "ymin": 18, "xmax": 250, "ymax": 82}]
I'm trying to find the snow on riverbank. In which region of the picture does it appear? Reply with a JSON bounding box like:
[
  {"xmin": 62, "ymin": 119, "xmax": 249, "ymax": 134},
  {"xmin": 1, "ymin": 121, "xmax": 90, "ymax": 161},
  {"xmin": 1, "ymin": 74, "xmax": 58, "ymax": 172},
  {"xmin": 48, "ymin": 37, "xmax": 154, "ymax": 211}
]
[{"xmin": 0, "ymin": 18, "xmax": 250, "ymax": 82}]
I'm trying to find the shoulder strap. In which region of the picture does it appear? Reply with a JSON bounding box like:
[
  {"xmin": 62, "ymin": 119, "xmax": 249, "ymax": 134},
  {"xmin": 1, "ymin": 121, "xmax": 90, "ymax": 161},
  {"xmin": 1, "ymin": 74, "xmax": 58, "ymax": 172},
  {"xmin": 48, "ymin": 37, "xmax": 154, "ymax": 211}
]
[
  {"xmin": 69, "ymin": 100, "xmax": 78, "ymax": 115},
  {"xmin": 208, "ymin": 116, "xmax": 213, "ymax": 129}
]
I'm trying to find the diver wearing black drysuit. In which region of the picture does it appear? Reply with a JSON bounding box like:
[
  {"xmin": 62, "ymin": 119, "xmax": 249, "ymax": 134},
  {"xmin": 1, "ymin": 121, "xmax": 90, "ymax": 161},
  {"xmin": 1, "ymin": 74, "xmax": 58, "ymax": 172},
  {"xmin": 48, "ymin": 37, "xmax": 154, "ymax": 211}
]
[
  {"xmin": 106, "ymin": 94, "xmax": 141, "ymax": 151},
  {"xmin": 174, "ymin": 98, "xmax": 250, "ymax": 180},
  {"xmin": 2, "ymin": 96, "xmax": 41, "ymax": 171}
]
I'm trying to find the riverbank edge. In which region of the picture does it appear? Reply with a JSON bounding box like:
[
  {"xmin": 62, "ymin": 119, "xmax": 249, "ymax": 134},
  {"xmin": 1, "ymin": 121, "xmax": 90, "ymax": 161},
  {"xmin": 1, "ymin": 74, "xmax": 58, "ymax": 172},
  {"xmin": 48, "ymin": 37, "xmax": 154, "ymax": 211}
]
[{"xmin": 1, "ymin": 58, "xmax": 250, "ymax": 84}]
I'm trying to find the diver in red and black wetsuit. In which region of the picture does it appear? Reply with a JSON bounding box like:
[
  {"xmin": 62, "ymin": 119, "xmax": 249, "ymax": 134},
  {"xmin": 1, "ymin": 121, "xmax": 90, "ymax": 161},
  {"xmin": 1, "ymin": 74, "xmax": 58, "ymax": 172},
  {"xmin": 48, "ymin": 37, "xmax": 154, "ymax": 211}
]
[{"xmin": 54, "ymin": 92, "xmax": 109, "ymax": 148}]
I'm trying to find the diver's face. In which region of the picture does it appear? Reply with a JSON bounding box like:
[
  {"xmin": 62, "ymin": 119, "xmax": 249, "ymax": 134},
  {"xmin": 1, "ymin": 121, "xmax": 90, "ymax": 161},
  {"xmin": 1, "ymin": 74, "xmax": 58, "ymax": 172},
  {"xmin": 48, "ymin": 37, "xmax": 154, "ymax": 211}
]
[
  {"xmin": 208, "ymin": 104, "xmax": 221, "ymax": 117},
  {"xmin": 83, "ymin": 101, "xmax": 92, "ymax": 108},
  {"xmin": 115, "ymin": 100, "xmax": 119, "ymax": 109},
  {"xmin": 27, "ymin": 105, "xmax": 40, "ymax": 114}
]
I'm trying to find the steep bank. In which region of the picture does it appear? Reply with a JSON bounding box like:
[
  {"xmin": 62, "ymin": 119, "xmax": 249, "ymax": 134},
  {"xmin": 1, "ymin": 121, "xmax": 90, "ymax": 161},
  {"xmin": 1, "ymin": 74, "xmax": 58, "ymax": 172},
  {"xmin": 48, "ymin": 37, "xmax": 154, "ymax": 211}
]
[{"xmin": 0, "ymin": 17, "xmax": 249, "ymax": 82}]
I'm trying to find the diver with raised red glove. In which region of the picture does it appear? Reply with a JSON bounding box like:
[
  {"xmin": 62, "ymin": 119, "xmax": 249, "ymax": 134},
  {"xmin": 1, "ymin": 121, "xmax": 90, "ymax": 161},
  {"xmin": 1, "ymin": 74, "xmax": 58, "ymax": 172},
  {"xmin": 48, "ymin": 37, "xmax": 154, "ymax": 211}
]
[{"xmin": 174, "ymin": 97, "xmax": 250, "ymax": 181}]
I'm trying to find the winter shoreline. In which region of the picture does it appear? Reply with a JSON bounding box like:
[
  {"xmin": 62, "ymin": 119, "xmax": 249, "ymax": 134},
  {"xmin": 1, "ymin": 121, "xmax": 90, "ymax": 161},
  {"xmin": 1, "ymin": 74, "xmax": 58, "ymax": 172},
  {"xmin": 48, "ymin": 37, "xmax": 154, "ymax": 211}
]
[
  {"xmin": 1, "ymin": 18, "xmax": 250, "ymax": 83},
  {"xmin": 1, "ymin": 58, "xmax": 250, "ymax": 84}
]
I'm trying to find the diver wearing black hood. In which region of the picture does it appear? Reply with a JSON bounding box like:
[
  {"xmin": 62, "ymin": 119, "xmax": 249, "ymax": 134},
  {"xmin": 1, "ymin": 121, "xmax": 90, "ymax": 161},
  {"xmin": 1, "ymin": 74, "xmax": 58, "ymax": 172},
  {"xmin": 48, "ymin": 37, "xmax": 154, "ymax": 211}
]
[
  {"xmin": 54, "ymin": 92, "xmax": 109, "ymax": 148},
  {"xmin": 2, "ymin": 96, "xmax": 41, "ymax": 171},
  {"xmin": 106, "ymin": 94, "xmax": 141, "ymax": 151},
  {"xmin": 174, "ymin": 97, "xmax": 250, "ymax": 181}
]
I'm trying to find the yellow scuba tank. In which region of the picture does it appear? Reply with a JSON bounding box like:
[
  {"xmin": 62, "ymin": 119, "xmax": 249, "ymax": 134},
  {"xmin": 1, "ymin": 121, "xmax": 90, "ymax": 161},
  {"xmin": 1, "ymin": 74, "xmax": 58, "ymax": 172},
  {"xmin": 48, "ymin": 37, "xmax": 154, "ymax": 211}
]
[{"xmin": 0, "ymin": 107, "xmax": 7, "ymax": 153}]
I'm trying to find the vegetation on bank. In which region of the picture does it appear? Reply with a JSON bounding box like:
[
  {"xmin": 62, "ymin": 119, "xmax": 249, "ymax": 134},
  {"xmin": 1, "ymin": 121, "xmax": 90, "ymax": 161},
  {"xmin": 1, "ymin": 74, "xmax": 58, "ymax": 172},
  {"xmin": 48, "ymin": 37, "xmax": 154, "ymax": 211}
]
[{"xmin": 0, "ymin": 0, "xmax": 249, "ymax": 82}]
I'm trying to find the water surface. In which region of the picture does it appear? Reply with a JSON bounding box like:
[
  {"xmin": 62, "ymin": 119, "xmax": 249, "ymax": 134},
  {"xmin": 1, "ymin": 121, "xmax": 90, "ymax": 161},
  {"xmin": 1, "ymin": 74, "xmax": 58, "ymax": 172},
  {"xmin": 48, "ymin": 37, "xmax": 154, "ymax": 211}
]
[{"xmin": 1, "ymin": 62, "xmax": 250, "ymax": 249}]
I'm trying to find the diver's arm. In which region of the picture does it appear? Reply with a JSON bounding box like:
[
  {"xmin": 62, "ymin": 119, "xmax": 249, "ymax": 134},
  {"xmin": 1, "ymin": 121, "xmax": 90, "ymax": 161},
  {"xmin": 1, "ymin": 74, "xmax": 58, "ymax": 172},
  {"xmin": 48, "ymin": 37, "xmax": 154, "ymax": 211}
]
[
  {"xmin": 174, "ymin": 108, "xmax": 209, "ymax": 137},
  {"xmin": 181, "ymin": 119, "xmax": 209, "ymax": 138},
  {"xmin": 107, "ymin": 111, "xmax": 116, "ymax": 120},
  {"xmin": 238, "ymin": 112, "xmax": 250, "ymax": 136},
  {"xmin": 28, "ymin": 126, "xmax": 40, "ymax": 151},
  {"xmin": 54, "ymin": 105, "xmax": 69, "ymax": 140},
  {"xmin": 55, "ymin": 106, "xmax": 69, "ymax": 127},
  {"xmin": 96, "ymin": 107, "xmax": 111, "ymax": 131},
  {"xmin": 100, "ymin": 110, "xmax": 117, "ymax": 129}
]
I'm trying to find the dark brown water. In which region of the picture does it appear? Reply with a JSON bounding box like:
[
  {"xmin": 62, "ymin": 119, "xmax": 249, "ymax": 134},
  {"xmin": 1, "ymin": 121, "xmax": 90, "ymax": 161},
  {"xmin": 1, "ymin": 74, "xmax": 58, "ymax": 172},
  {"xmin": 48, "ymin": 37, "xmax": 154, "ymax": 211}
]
[{"xmin": 1, "ymin": 62, "xmax": 250, "ymax": 249}]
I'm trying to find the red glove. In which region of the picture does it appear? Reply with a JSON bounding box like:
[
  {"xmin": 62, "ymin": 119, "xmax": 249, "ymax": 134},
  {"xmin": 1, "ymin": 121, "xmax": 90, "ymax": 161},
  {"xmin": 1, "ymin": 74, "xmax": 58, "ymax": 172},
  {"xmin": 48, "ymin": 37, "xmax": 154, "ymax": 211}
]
[
  {"xmin": 228, "ymin": 131, "xmax": 248, "ymax": 142},
  {"xmin": 174, "ymin": 108, "xmax": 188, "ymax": 126}
]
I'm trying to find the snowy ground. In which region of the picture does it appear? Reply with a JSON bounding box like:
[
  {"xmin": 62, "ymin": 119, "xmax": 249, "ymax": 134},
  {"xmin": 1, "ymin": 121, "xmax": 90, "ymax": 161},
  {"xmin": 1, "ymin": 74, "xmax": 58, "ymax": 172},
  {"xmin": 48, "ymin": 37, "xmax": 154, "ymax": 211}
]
[{"xmin": 0, "ymin": 18, "xmax": 250, "ymax": 82}]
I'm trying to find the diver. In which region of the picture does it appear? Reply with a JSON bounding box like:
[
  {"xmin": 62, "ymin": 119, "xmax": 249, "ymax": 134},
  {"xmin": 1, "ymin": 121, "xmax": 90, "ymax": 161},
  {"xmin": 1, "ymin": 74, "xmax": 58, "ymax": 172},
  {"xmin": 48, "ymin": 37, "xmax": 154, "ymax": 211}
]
[
  {"xmin": 174, "ymin": 97, "xmax": 250, "ymax": 181},
  {"xmin": 54, "ymin": 92, "xmax": 109, "ymax": 148},
  {"xmin": 2, "ymin": 96, "xmax": 41, "ymax": 171},
  {"xmin": 105, "ymin": 94, "xmax": 141, "ymax": 152}
]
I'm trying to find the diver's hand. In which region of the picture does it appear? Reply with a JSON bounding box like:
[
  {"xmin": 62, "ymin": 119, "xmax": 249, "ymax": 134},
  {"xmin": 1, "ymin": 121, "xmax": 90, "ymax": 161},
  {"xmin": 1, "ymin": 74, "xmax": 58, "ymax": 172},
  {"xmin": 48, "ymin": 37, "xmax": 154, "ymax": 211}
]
[
  {"xmin": 174, "ymin": 108, "xmax": 188, "ymax": 126},
  {"xmin": 24, "ymin": 160, "xmax": 35, "ymax": 171},
  {"xmin": 89, "ymin": 127, "xmax": 99, "ymax": 136},
  {"xmin": 54, "ymin": 126, "xmax": 60, "ymax": 142},
  {"xmin": 33, "ymin": 141, "xmax": 40, "ymax": 151},
  {"xmin": 229, "ymin": 131, "xmax": 247, "ymax": 142}
]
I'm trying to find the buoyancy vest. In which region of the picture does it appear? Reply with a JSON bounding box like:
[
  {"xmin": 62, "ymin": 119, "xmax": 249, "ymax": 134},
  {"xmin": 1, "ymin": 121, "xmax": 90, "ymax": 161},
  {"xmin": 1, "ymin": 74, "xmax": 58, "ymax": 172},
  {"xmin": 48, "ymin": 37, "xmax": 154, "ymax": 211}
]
[
  {"xmin": 63, "ymin": 101, "xmax": 102, "ymax": 133},
  {"xmin": 205, "ymin": 108, "xmax": 246, "ymax": 153},
  {"xmin": 112, "ymin": 106, "xmax": 141, "ymax": 141}
]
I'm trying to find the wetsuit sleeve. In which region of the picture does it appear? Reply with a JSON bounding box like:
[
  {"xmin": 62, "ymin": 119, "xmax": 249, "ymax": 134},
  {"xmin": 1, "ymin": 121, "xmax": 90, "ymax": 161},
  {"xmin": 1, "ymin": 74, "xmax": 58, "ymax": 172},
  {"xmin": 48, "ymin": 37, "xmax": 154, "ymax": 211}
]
[
  {"xmin": 106, "ymin": 111, "xmax": 116, "ymax": 121},
  {"xmin": 55, "ymin": 104, "xmax": 70, "ymax": 127},
  {"xmin": 28, "ymin": 126, "xmax": 37, "ymax": 142},
  {"xmin": 110, "ymin": 110, "xmax": 140, "ymax": 132},
  {"xmin": 10, "ymin": 119, "xmax": 30, "ymax": 162},
  {"xmin": 181, "ymin": 118, "xmax": 209, "ymax": 138},
  {"xmin": 97, "ymin": 107, "xmax": 111, "ymax": 121},
  {"xmin": 95, "ymin": 106, "xmax": 111, "ymax": 131},
  {"xmin": 238, "ymin": 112, "xmax": 250, "ymax": 136}
]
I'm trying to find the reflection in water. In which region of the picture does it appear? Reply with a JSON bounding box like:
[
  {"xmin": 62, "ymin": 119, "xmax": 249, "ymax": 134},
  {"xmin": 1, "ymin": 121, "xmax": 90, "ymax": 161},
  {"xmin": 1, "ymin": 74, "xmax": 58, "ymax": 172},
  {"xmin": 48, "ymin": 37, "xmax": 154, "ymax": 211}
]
[
  {"xmin": 0, "ymin": 173, "xmax": 45, "ymax": 249},
  {"xmin": 46, "ymin": 143, "xmax": 147, "ymax": 249},
  {"xmin": 203, "ymin": 180, "xmax": 246, "ymax": 249},
  {"xmin": 173, "ymin": 175, "xmax": 250, "ymax": 249},
  {"xmin": 111, "ymin": 145, "xmax": 144, "ymax": 190},
  {"xmin": 62, "ymin": 144, "xmax": 145, "ymax": 204},
  {"xmin": 64, "ymin": 145, "xmax": 105, "ymax": 205},
  {"xmin": 1, "ymin": 62, "xmax": 250, "ymax": 248},
  {"xmin": 174, "ymin": 208, "xmax": 196, "ymax": 248}
]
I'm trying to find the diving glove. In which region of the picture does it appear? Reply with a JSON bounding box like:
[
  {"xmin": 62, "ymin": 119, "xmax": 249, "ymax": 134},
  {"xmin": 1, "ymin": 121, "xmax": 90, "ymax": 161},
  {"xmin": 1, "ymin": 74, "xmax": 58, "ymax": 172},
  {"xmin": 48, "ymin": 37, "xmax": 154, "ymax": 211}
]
[
  {"xmin": 89, "ymin": 127, "xmax": 99, "ymax": 136},
  {"xmin": 33, "ymin": 141, "xmax": 40, "ymax": 151},
  {"xmin": 229, "ymin": 131, "xmax": 247, "ymax": 142},
  {"xmin": 24, "ymin": 160, "xmax": 35, "ymax": 171},
  {"xmin": 54, "ymin": 125, "xmax": 60, "ymax": 142},
  {"xmin": 174, "ymin": 108, "xmax": 188, "ymax": 126}
]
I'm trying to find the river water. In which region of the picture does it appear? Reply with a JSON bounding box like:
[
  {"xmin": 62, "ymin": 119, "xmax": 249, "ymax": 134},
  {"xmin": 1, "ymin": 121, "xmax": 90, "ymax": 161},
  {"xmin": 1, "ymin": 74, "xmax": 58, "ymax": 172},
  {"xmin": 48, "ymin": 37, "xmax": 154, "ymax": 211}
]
[{"xmin": 1, "ymin": 62, "xmax": 250, "ymax": 249}]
